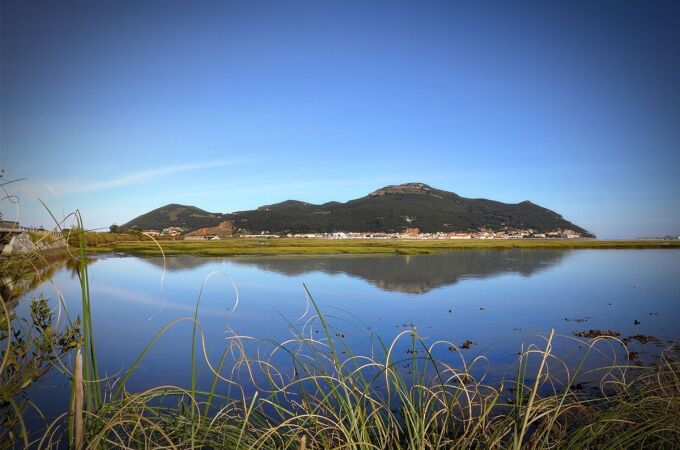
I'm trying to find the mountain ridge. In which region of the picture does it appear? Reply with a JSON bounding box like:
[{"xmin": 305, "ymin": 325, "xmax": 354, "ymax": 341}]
[{"xmin": 122, "ymin": 183, "xmax": 593, "ymax": 237}]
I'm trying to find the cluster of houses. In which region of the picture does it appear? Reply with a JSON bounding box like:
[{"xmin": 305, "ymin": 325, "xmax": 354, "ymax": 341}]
[
  {"xmin": 142, "ymin": 224, "xmax": 586, "ymax": 240},
  {"xmin": 161, "ymin": 227, "xmax": 183, "ymax": 236},
  {"xmin": 283, "ymin": 228, "xmax": 585, "ymax": 240},
  {"xmin": 140, "ymin": 226, "xmax": 185, "ymax": 238}
]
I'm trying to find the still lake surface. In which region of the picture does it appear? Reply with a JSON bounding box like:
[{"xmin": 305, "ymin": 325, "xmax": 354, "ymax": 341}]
[{"xmin": 16, "ymin": 248, "xmax": 680, "ymax": 422}]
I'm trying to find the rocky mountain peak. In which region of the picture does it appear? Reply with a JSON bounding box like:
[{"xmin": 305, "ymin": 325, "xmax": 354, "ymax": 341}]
[{"xmin": 369, "ymin": 182, "xmax": 436, "ymax": 197}]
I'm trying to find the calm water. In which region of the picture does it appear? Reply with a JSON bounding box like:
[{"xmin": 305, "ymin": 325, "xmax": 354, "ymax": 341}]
[{"xmin": 15, "ymin": 249, "xmax": 680, "ymax": 423}]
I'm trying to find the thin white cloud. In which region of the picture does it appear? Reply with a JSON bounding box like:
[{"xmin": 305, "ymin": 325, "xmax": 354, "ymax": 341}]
[{"xmin": 66, "ymin": 160, "xmax": 242, "ymax": 194}]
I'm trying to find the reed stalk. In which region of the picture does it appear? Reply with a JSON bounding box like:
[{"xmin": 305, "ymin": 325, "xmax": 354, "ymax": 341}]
[{"xmin": 73, "ymin": 347, "xmax": 84, "ymax": 450}]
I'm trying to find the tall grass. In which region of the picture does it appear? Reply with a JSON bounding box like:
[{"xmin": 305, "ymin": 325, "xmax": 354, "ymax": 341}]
[
  {"xmin": 50, "ymin": 293, "xmax": 679, "ymax": 449},
  {"xmin": 74, "ymin": 214, "xmax": 102, "ymax": 416}
]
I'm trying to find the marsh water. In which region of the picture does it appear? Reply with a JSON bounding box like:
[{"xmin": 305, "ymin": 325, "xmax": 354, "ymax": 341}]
[{"xmin": 15, "ymin": 249, "xmax": 680, "ymax": 423}]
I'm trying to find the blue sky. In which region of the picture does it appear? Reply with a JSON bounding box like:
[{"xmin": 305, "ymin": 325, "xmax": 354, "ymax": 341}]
[{"xmin": 1, "ymin": 0, "xmax": 679, "ymax": 238}]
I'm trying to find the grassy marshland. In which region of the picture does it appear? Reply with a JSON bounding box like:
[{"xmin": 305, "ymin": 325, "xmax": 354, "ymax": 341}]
[
  {"xmin": 82, "ymin": 236, "xmax": 680, "ymax": 256},
  {"xmin": 41, "ymin": 320, "xmax": 680, "ymax": 449},
  {"xmin": 2, "ymin": 225, "xmax": 679, "ymax": 448}
]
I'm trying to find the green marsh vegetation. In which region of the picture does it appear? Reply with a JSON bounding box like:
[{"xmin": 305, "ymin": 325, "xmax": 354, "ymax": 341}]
[
  {"xmin": 66, "ymin": 230, "xmax": 176, "ymax": 252},
  {"xmin": 1, "ymin": 190, "xmax": 679, "ymax": 448},
  {"xmin": 1, "ymin": 297, "xmax": 80, "ymax": 447},
  {"xmin": 85, "ymin": 237, "xmax": 680, "ymax": 257}
]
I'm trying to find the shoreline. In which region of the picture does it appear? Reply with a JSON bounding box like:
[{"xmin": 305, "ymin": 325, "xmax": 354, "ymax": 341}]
[{"xmin": 79, "ymin": 238, "xmax": 680, "ymax": 257}]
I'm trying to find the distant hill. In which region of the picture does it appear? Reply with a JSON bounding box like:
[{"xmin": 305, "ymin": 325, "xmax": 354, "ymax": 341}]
[
  {"xmin": 122, "ymin": 204, "xmax": 228, "ymax": 231},
  {"xmin": 123, "ymin": 183, "xmax": 593, "ymax": 236}
]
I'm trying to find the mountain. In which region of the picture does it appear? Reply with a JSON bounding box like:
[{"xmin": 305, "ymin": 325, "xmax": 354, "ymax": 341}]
[
  {"xmin": 122, "ymin": 204, "xmax": 228, "ymax": 231},
  {"xmin": 122, "ymin": 183, "xmax": 593, "ymax": 236}
]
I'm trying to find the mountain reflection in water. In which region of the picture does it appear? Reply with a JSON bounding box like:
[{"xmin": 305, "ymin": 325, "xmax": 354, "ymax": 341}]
[{"xmin": 139, "ymin": 249, "xmax": 569, "ymax": 294}]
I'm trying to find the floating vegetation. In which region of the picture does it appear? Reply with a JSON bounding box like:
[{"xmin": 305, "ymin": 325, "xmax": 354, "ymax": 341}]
[
  {"xmin": 574, "ymin": 329, "xmax": 621, "ymax": 338},
  {"xmin": 623, "ymin": 334, "xmax": 663, "ymax": 345}
]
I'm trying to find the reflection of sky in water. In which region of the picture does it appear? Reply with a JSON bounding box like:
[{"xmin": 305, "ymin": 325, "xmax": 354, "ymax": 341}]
[{"xmin": 15, "ymin": 249, "xmax": 680, "ymax": 425}]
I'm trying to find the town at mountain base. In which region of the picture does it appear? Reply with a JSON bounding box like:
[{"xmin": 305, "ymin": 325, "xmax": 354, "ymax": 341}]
[{"xmin": 122, "ymin": 183, "xmax": 594, "ymax": 239}]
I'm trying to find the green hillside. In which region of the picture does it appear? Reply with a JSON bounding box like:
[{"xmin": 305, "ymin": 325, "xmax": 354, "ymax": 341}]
[
  {"xmin": 123, "ymin": 183, "xmax": 593, "ymax": 236},
  {"xmin": 122, "ymin": 204, "xmax": 228, "ymax": 230}
]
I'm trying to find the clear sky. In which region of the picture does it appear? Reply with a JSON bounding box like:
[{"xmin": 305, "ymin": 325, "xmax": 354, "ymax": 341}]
[{"xmin": 2, "ymin": 0, "xmax": 679, "ymax": 238}]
